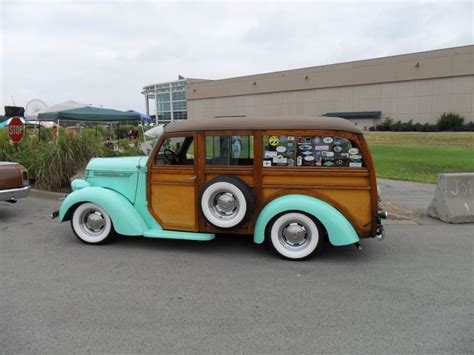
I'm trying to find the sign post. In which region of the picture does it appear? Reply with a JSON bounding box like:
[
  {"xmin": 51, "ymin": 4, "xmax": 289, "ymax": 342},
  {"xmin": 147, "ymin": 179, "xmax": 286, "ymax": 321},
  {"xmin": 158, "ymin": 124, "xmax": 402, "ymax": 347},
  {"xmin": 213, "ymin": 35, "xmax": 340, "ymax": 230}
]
[{"xmin": 8, "ymin": 116, "xmax": 25, "ymax": 150}]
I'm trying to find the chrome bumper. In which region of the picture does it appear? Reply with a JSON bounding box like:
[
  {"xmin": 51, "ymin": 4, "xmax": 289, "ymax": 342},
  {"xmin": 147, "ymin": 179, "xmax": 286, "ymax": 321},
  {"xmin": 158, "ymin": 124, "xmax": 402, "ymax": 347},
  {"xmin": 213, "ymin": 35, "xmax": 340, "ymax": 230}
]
[
  {"xmin": 375, "ymin": 210, "xmax": 387, "ymax": 241},
  {"xmin": 0, "ymin": 186, "xmax": 31, "ymax": 202}
]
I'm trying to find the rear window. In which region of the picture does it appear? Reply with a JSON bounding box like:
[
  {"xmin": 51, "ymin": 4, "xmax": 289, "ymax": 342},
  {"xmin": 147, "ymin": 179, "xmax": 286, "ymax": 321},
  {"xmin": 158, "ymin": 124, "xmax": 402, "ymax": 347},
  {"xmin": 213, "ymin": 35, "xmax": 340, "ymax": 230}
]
[{"xmin": 262, "ymin": 135, "xmax": 364, "ymax": 168}]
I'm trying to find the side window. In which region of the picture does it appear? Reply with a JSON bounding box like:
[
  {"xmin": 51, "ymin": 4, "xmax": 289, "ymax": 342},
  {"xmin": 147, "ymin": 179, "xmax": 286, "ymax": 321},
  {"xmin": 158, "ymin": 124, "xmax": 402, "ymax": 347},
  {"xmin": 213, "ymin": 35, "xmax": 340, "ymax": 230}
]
[
  {"xmin": 262, "ymin": 135, "xmax": 364, "ymax": 168},
  {"xmin": 155, "ymin": 136, "xmax": 194, "ymax": 165},
  {"xmin": 206, "ymin": 135, "xmax": 254, "ymax": 165}
]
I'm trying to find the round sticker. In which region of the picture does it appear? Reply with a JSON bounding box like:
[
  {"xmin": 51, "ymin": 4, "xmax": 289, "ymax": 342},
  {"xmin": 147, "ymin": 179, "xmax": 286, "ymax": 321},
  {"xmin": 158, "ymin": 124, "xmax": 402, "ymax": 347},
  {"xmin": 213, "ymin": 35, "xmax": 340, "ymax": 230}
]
[
  {"xmin": 350, "ymin": 154, "xmax": 362, "ymax": 161},
  {"xmin": 348, "ymin": 148, "xmax": 359, "ymax": 155},
  {"xmin": 276, "ymin": 146, "xmax": 286, "ymax": 153},
  {"xmin": 298, "ymin": 144, "xmax": 312, "ymax": 151},
  {"xmin": 269, "ymin": 136, "xmax": 280, "ymax": 146},
  {"xmin": 323, "ymin": 137, "xmax": 333, "ymax": 144},
  {"xmin": 336, "ymin": 160, "xmax": 344, "ymax": 166},
  {"xmin": 333, "ymin": 146, "xmax": 343, "ymax": 153}
]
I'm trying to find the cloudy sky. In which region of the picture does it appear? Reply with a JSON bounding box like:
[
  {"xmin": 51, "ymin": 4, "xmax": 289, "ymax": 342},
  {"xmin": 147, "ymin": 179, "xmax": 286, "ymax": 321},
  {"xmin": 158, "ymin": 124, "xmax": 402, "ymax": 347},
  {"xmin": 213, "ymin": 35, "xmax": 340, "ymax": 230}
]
[{"xmin": 1, "ymin": 0, "xmax": 472, "ymax": 114}]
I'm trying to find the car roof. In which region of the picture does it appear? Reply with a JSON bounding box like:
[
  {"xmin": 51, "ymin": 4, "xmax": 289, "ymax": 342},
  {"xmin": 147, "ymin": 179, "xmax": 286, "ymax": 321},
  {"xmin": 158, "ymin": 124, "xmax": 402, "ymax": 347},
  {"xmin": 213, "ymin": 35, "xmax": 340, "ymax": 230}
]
[{"xmin": 164, "ymin": 116, "xmax": 362, "ymax": 134}]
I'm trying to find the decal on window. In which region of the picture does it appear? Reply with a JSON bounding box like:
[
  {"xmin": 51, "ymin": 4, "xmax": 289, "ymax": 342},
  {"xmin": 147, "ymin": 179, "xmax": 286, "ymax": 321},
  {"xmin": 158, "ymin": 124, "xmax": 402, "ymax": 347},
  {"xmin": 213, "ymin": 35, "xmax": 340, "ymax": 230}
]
[{"xmin": 263, "ymin": 135, "xmax": 364, "ymax": 168}]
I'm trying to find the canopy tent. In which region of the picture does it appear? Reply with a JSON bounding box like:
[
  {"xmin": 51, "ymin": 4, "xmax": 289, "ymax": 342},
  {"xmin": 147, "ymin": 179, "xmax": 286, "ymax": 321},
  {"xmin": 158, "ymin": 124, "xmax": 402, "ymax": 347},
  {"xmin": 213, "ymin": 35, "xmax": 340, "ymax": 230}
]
[
  {"xmin": 27, "ymin": 100, "xmax": 87, "ymax": 120},
  {"xmin": 128, "ymin": 110, "xmax": 151, "ymax": 122},
  {"xmin": 38, "ymin": 106, "xmax": 141, "ymax": 121}
]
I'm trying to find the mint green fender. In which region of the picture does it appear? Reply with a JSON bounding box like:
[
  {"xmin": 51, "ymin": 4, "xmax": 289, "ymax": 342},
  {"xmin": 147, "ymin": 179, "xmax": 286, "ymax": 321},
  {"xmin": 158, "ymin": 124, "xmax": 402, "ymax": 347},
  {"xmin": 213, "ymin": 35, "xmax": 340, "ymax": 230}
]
[
  {"xmin": 59, "ymin": 186, "xmax": 148, "ymax": 236},
  {"xmin": 254, "ymin": 194, "xmax": 359, "ymax": 246}
]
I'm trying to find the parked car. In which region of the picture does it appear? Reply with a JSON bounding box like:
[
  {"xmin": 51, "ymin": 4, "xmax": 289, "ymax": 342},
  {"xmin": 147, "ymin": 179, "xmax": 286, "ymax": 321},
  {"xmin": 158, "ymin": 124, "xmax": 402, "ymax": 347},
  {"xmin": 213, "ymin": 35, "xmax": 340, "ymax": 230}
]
[
  {"xmin": 0, "ymin": 162, "xmax": 30, "ymax": 203},
  {"xmin": 53, "ymin": 116, "xmax": 387, "ymax": 260}
]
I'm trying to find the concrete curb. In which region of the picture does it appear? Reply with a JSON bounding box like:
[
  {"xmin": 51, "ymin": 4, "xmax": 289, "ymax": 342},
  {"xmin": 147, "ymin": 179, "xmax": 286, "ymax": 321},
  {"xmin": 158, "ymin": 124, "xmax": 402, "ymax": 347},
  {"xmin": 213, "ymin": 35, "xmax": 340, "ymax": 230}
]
[{"xmin": 30, "ymin": 189, "xmax": 68, "ymax": 201}]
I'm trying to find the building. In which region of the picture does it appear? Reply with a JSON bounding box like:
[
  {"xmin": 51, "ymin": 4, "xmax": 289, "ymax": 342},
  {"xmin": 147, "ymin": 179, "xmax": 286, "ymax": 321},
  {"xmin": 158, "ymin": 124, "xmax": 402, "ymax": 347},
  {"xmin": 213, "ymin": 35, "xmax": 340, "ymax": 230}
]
[
  {"xmin": 142, "ymin": 78, "xmax": 188, "ymax": 124},
  {"xmin": 143, "ymin": 45, "xmax": 473, "ymax": 129}
]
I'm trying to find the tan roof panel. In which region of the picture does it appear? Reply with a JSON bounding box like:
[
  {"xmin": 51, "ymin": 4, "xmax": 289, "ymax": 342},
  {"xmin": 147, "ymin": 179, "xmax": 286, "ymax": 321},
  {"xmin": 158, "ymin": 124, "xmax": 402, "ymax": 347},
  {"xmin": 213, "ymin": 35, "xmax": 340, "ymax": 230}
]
[{"xmin": 164, "ymin": 116, "xmax": 362, "ymax": 134}]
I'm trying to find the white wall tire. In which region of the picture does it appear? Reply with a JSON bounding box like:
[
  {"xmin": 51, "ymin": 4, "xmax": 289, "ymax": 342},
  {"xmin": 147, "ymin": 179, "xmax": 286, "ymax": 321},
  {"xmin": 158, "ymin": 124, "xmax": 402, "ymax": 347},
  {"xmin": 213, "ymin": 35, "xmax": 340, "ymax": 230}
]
[
  {"xmin": 200, "ymin": 176, "xmax": 254, "ymax": 229},
  {"xmin": 268, "ymin": 212, "xmax": 321, "ymax": 260},
  {"xmin": 71, "ymin": 203, "xmax": 115, "ymax": 244}
]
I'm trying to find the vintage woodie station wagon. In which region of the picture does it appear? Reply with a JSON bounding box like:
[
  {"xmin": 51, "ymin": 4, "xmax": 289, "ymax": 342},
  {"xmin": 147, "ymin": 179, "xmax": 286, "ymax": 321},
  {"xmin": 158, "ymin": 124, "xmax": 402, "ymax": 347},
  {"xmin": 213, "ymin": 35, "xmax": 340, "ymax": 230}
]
[{"xmin": 53, "ymin": 116, "xmax": 387, "ymax": 260}]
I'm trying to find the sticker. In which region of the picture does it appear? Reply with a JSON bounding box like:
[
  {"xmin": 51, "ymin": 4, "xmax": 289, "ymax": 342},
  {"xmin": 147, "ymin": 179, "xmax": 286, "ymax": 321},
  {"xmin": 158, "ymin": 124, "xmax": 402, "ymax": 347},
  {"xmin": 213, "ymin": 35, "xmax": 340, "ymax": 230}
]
[
  {"xmin": 350, "ymin": 154, "xmax": 362, "ymax": 161},
  {"xmin": 315, "ymin": 145, "xmax": 329, "ymax": 151},
  {"xmin": 304, "ymin": 156, "xmax": 315, "ymax": 165},
  {"xmin": 333, "ymin": 146, "xmax": 343, "ymax": 153},
  {"xmin": 323, "ymin": 137, "xmax": 333, "ymax": 144},
  {"xmin": 265, "ymin": 151, "xmax": 277, "ymax": 158},
  {"xmin": 348, "ymin": 148, "xmax": 359, "ymax": 155},
  {"xmin": 323, "ymin": 161, "xmax": 335, "ymax": 167},
  {"xmin": 296, "ymin": 156, "xmax": 303, "ymax": 166},
  {"xmin": 276, "ymin": 146, "xmax": 287, "ymax": 153},
  {"xmin": 315, "ymin": 151, "xmax": 322, "ymax": 166},
  {"xmin": 301, "ymin": 151, "xmax": 312, "ymax": 156},
  {"xmin": 274, "ymin": 155, "xmax": 288, "ymax": 164},
  {"xmin": 288, "ymin": 142, "xmax": 294, "ymax": 147},
  {"xmin": 349, "ymin": 162, "xmax": 362, "ymax": 168},
  {"xmin": 322, "ymin": 151, "xmax": 334, "ymax": 157},
  {"xmin": 340, "ymin": 153, "xmax": 350, "ymax": 159},
  {"xmin": 287, "ymin": 136, "xmax": 294, "ymax": 141},
  {"xmin": 288, "ymin": 158, "xmax": 295, "ymax": 166},
  {"xmin": 334, "ymin": 138, "xmax": 341, "ymax": 146},
  {"xmin": 313, "ymin": 136, "xmax": 322, "ymax": 144},
  {"xmin": 263, "ymin": 160, "xmax": 272, "ymax": 167},
  {"xmin": 269, "ymin": 136, "xmax": 280, "ymax": 146},
  {"xmin": 298, "ymin": 137, "xmax": 311, "ymax": 144},
  {"xmin": 298, "ymin": 144, "xmax": 312, "ymax": 151},
  {"xmin": 336, "ymin": 160, "xmax": 344, "ymax": 166}
]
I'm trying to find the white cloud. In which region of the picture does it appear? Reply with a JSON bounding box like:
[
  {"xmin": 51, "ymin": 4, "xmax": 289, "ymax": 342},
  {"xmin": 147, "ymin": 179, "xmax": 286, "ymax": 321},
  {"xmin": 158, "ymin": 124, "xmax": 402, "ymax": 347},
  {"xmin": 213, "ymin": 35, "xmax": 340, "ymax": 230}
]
[{"xmin": 1, "ymin": 0, "xmax": 472, "ymax": 113}]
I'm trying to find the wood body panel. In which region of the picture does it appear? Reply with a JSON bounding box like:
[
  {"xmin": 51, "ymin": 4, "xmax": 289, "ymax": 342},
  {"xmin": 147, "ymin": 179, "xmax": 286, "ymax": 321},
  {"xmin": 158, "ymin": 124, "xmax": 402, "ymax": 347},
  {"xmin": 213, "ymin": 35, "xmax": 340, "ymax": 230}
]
[{"xmin": 146, "ymin": 127, "xmax": 378, "ymax": 239}]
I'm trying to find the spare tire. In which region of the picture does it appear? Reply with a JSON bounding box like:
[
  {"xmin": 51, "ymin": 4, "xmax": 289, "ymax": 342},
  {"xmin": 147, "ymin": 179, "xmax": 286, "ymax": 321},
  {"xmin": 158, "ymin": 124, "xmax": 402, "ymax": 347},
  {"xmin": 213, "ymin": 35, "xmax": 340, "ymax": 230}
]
[{"xmin": 200, "ymin": 176, "xmax": 254, "ymax": 229}]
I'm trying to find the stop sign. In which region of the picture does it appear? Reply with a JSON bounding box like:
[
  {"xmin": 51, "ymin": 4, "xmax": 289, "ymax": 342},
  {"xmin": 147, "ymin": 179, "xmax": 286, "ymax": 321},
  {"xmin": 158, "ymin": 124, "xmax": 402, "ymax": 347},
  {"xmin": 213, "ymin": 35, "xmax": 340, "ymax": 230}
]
[{"xmin": 8, "ymin": 116, "xmax": 25, "ymax": 143}]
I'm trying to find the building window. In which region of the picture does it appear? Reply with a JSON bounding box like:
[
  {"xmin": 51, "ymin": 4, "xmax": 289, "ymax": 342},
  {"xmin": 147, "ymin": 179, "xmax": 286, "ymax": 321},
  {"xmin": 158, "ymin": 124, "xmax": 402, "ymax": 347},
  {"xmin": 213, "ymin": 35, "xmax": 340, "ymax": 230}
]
[
  {"xmin": 158, "ymin": 112, "xmax": 172, "ymax": 122},
  {"xmin": 157, "ymin": 93, "xmax": 170, "ymax": 102},
  {"xmin": 206, "ymin": 136, "xmax": 254, "ymax": 166},
  {"xmin": 158, "ymin": 103, "xmax": 171, "ymax": 111},
  {"xmin": 173, "ymin": 111, "xmax": 187, "ymax": 120},
  {"xmin": 172, "ymin": 92, "xmax": 186, "ymax": 101},
  {"xmin": 262, "ymin": 135, "xmax": 364, "ymax": 168},
  {"xmin": 173, "ymin": 101, "xmax": 187, "ymax": 110}
]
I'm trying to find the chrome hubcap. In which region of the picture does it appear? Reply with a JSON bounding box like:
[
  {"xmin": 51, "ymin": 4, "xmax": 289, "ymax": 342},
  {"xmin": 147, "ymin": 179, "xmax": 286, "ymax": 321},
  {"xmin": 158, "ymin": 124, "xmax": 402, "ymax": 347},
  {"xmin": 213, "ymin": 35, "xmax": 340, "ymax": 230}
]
[
  {"xmin": 279, "ymin": 221, "xmax": 310, "ymax": 250},
  {"xmin": 209, "ymin": 190, "xmax": 240, "ymax": 220},
  {"xmin": 81, "ymin": 210, "xmax": 106, "ymax": 235}
]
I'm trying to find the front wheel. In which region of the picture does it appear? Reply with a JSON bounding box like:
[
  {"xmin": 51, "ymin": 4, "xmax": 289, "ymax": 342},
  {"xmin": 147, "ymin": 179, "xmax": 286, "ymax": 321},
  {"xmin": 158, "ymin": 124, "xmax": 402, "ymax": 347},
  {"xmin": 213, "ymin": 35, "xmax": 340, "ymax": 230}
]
[
  {"xmin": 268, "ymin": 212, "xmax": 321, "ymax": 260},
  {"xmin": 71, "ymin": 202, "xmax": 116, "ymax": 244}
]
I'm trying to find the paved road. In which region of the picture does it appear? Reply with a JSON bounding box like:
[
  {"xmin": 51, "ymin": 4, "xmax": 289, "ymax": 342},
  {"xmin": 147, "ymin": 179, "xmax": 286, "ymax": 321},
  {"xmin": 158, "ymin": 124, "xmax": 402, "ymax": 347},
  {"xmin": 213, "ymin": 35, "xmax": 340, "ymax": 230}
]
[{"xmin": 1, "ymin": 185, "xmax": 472, "ymax": 354}]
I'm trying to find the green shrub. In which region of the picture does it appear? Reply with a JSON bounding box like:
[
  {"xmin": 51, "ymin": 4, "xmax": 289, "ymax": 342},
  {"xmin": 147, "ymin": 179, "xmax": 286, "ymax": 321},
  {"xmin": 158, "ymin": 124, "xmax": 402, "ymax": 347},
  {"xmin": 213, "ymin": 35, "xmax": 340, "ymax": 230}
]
[
  {"xmin": 437, "ymin": 112, "xmax": 465, "ymax": 131},
  {"xmin": 1, "ymin": 125, "xmax": 147, "ymax": 191}
]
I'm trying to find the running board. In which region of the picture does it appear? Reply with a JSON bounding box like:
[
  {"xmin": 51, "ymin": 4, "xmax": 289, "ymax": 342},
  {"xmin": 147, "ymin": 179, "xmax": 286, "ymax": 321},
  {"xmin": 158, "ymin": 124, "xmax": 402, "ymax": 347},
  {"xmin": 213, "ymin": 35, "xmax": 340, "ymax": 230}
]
[{"xmin": 143, "ymin": 229, "xmax": 215, "ymax": 241}]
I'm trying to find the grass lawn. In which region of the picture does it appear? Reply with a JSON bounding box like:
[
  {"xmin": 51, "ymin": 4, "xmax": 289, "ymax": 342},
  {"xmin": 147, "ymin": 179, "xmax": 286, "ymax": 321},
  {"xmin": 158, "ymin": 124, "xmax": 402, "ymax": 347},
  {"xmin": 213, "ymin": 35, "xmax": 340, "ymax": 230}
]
[{"xmin": 365, "ymin": 132, "xmax": 474, "ymax": 184}]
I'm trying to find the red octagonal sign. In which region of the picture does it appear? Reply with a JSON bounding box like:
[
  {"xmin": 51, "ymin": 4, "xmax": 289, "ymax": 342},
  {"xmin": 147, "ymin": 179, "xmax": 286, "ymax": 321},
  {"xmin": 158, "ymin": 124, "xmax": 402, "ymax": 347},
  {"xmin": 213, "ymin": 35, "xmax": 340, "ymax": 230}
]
[{"xmin": 8, "ymin": 116, "xmax": 25, "ymax": 143}]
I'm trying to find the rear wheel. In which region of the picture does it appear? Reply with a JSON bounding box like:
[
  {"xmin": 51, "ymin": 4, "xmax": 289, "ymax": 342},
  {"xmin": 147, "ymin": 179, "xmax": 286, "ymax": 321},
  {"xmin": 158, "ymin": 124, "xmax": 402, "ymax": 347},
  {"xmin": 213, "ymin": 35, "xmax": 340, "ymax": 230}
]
[
  {"xmin": 268, "ymin": 212, "xmax": 321, "ymax": 260},
  {"xmin": 71, "ymin": 202, "xmax": 115, "ymax": 244}
]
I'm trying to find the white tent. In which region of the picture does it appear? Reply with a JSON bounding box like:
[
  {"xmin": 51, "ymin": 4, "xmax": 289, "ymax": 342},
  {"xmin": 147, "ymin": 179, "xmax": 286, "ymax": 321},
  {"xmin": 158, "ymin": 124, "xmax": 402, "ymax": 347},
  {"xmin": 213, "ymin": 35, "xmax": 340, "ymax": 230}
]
[{"xmin": 27, "ymin": 100, "xmax": 87, "ymax": 120}]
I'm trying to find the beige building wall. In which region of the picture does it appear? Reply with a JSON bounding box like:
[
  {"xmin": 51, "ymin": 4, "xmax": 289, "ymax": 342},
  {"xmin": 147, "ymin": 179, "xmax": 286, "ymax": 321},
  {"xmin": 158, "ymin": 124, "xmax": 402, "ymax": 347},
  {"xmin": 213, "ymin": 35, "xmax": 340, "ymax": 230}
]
[{"xmin": 186, "ymin": 46, "xmax": 474, "ymax": 128}]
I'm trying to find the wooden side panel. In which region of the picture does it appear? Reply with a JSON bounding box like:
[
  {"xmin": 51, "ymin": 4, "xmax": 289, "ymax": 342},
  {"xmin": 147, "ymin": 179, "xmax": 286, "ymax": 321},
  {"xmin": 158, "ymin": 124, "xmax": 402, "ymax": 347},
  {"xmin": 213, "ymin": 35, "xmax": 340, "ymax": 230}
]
[{"xmin": 150, "ymin": 181, "xmax": 197, "ymax": 230}]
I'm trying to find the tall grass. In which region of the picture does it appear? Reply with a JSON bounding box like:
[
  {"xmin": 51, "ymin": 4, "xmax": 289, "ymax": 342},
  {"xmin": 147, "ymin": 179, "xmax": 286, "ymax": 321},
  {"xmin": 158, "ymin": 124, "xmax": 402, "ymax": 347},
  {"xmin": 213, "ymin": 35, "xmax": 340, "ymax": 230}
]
[{"xmin": 0, "ymin": 128, "xmax": 144, "ymax": 191}]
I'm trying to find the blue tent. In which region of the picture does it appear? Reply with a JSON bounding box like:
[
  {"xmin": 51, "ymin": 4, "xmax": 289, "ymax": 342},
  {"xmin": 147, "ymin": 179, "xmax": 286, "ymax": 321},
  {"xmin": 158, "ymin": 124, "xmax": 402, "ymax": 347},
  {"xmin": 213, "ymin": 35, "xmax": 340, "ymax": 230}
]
[{"xmin": 128, "ymin": 110, "xmax": 151, "ymax": 122}]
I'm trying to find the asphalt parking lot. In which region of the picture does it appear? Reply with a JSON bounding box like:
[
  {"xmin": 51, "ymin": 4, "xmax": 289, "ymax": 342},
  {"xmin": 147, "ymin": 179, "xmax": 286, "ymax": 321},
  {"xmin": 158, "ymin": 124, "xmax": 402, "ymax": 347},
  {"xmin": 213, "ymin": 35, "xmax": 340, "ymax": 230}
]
[{"xmin": 1, "ymin": 181, "xmax": 472, "ymax": 354}]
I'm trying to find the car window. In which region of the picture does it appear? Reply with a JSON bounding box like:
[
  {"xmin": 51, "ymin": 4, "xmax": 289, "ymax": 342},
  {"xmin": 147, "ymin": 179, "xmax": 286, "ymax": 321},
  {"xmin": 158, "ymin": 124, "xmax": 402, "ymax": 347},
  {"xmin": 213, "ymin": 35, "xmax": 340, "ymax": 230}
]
[
  {"xmin": 206, "ymin": 135, "xmax": 254, "ymax": 166},
  {"xmin": 262, "ymin": 135, "xmax": 364, "ymax": 168},
  {"xmin": 155, "ymin": 136, "xmax": 194, "ymax": 165}
]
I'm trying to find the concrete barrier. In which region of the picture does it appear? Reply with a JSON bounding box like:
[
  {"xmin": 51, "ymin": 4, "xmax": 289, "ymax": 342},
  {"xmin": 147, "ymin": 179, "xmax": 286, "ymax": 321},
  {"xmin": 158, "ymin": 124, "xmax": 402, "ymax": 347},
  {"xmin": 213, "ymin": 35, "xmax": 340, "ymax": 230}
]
[{"xmin": 428, "ymin": 173, "xmax": 474, "ymax": 223}]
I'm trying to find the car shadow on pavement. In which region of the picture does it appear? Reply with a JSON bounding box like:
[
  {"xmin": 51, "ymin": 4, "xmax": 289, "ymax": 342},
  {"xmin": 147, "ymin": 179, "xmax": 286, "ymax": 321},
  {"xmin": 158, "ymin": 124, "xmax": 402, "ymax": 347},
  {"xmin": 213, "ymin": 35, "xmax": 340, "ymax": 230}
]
[{"xmin": 107, "ymin": 233, "xmax": 382, "ymax": 263}]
